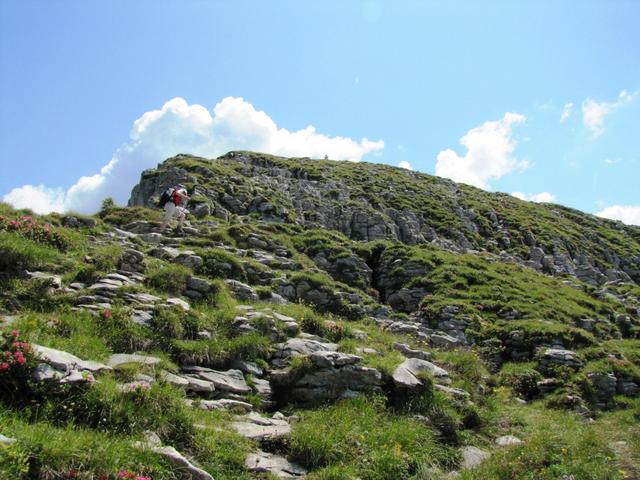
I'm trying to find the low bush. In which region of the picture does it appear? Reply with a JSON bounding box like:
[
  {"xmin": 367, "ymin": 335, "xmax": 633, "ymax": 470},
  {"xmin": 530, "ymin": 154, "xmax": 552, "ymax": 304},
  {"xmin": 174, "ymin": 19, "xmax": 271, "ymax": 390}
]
[{"xmin": 147, "ymin": 261, "xmax": 191, "ymax": 295}]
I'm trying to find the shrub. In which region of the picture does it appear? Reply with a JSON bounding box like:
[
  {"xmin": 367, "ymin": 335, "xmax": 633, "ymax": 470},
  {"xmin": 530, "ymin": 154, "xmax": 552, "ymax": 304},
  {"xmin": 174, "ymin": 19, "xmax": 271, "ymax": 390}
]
[
  {"xmin": 0, "ymin": 214, "xmax": 69, "ymax": 250},
  {"xmin": 147, "ymin": 262, "xmax": 191, "ymax": 295},
  {"xmin": 496, "ymin": 362, "xmax": 543, "ymax": 399},
  {"xmin": 0, "ymin": 329, "xmax": 37, "ymax": 403}
]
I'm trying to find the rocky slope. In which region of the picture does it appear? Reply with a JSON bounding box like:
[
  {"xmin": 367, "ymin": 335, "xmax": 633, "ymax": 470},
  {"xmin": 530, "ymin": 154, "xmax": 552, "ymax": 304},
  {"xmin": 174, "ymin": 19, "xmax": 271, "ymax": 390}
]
[
  {"xmin": 0, "ymin": 152, "xmax": 638, "ymax": 479},
  {"xmin": 130, "ymin": 151, "xmax": 640, "ymax": 286}
]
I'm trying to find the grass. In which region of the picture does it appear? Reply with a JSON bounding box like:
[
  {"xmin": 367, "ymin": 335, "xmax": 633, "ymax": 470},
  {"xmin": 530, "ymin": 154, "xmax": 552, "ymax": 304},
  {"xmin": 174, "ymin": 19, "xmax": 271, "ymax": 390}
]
[
  {"xmin": 0, "ymin": 232, "xmax": 60, "ymax": 273},
  {"xmin": 457, "ymin": 395, "xmax": 624, "ymax": 480},
  {"xmin": 290, "ymin": 396, "xmax": 459, "ymax": 479}
]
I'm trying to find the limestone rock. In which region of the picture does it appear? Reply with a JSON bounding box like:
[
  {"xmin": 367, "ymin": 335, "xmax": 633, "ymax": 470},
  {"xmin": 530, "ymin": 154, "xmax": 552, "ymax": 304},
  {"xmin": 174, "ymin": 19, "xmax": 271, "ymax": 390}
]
[
  {"xmin": 107, "ymin": 353, "xmax": 161, "ymax": 368},
  {"xmin": 393, "ymin": 358, "xmax": 451, "ymax": 389},
  {"xmin": 232, "ymin": 412, "xmax": 292, "ymax": 441},
  {"xmin": 34, "ymin": 345, "xmax": 111, "ymax": 373},
  {"xmin": 461, "ymin": 446, "xmax": 491, "ymax": 469},
  {"xmin": 182, "ymin": 366, "xmax": 250, "ymax": 394},
  {"xmin": 495, "ymin": 435, "xmax": 523, "ymax": 447},
  {"xmin": 245, "ymin": 450, "xmax": 307, "ymax": 478},
  {"xmin": 151, "ymin": 446, "xmax": 214, "ymax": 480}
]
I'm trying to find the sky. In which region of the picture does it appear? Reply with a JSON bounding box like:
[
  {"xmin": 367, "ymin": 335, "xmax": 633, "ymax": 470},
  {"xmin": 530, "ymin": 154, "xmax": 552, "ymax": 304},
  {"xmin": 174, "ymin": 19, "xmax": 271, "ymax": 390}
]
[{"xmin": 0, "ymin": 1, "xmax": 639, "ymax": 224}]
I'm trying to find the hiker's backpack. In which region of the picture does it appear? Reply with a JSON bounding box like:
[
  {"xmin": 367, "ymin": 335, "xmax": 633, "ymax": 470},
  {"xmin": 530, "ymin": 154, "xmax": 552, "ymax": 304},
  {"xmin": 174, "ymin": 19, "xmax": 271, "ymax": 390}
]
[{"xmin": 158, "ymin": 188, "xmax": 174, "ymax": 208}]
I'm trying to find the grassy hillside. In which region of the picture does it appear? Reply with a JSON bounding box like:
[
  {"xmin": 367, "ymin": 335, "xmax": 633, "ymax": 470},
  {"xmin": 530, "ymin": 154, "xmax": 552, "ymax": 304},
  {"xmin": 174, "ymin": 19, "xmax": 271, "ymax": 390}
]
[{"xmin": 1, "ymin": 151, "xmax": 639, "ymax": 480}]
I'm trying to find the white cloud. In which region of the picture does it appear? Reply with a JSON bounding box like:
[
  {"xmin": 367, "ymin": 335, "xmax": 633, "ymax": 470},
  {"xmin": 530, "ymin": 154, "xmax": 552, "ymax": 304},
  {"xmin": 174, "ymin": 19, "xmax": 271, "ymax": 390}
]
[
  {"xmin": 560, "ymin": 102, "xmax": 573, "ymax": 123},
  {"xmin": 596, "ymin": 205, "xmax": 640, "ymax": 226},
  {"xmin": 435, "ymin": 112, "xmax": 528, "ymax": 189},
  {"xmin": 582, "ymin": 90, "xmax": 635, "ymax": 137},
  {"xmin": 511, "ymin": 191, "xmax": 556, "ymax": 203},
  {"xmin": 3, "ymin": 97, "xmax": 384, "ymax": 214},
  {"xmin": 398, "ymin": 161, "xmax": 412, "ymax": 170},
  {"xmin": 3, "ymin": 185, "xmax": 66, "ymax": 214}
]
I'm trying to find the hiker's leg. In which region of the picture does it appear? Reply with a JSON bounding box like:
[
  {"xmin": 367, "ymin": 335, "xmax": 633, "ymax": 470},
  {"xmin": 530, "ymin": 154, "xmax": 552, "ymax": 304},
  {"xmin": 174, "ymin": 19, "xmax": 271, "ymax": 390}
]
[
  {"xmin": 160, "ymin": 203, "xmax": 176, "ymax": 230},
  {"xmin": 175, "ymin": 207, "xmax": 186, "ymax": 228}
]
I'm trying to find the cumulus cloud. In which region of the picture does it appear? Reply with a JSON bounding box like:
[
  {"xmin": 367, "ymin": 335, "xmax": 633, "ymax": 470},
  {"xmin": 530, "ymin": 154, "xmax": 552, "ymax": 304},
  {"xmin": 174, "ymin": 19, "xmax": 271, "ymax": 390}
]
[
  {"xmin": 511, "ymin": 191, "xmax": 556, "ymax": 203},
  {"xmin": 560, "ymin": 102, "xmax": 573, "ymax": 123},
  {"xmin": 596, "ymin": 205, "xmax": 640, "ymax": 226},
  {"xmin": 398, "ymin": 161, "xmax": 412, "ymax": 170},
  {"xmin": 3, "ymin": 97, "xmax": 384, "ymax": 214},
  {"xmin": 435, "ymin": 112, "xmax": 528, "ymax": 189},
  {"xmin": 582, "ymin": 90, "xmax": 635, "ymax": 137}
]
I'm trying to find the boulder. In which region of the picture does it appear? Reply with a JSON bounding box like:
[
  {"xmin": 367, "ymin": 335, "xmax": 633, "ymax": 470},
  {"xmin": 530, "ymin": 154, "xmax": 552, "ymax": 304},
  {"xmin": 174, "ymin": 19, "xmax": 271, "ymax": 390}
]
[
  {"xmin": 538, "ymin": 348, "xmax": 583, "ymax": 373},
  {"xmin": 34, "ymin": 345, "xmax": 111, "ymax": 373},
  {"xmin": 461, "ymin": 446, "xmax": 491, "ymax": 469},
  {"xmin": 224, "ymin": 279, "xmax": 259, "ymax": 301},
  {"xmin": 182, "ymin": 366, "xmax": 251, "ymax": 394},
  {"xmin": 393, "ymin": 358, "xmax": 451, "ymax": 389}
]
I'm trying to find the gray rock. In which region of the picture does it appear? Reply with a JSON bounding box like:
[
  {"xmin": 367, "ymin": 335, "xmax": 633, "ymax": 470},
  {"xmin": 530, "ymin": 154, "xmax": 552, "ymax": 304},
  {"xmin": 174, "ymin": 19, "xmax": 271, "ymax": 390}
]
[
  {"xmin": 193, "ymin": 203, "xmax": 211, "ymax": 219},
  {"xmin": 197, "ymin": 399, "xmax": 253, "ymax": 413},
  {"xmin": 151, "ymin": 446, "xmax": 214, "ymax": 480},
  {"xmin": 309, "ymin": 351, "xmax": 362, "ymax": 368},
  {"xmin": 34, "ymin": 345, "xmax": 111, "ymax": 373},
  {"xmin": 141, "ymin": 232, "xmax": 164, "ymax": 244},
  {"xmin": 461, "ymin": 446, "xmax": 491, "ymax": 469},
  {"xmin": 232, "ymin": 412, "xmax": 291, "ymax": 441},
  {"xmin": 538, "ymin": 348, "xmax": 583, "ymax": 372},
  {"xmin": 32, "ymin": 363, "xmax": 64, "ymax": 382},
  {"xmin": 224, "ymin": 279, "xmax": 259, "ymax": 301},
  {"xmin": 495, "ymin": 435, "xmax": 523, "ymax": 447},
  {"xmin": 430, "ymin": 333, "xmax": 462, "ymax": 349},
  {"xmin": 107, "ymin": 353, "xmax": 161, "ymax": 368},
  {"xmin": 25, "ymin": 271, "xmax": 62, "ymax": 289},
  {"xmin": 0, "ymin": 434, "xmax": 16, "ymax": 445},
  {"xmin": 393, "ymin": 358, "xmax": 451, "ymax": 389},
  {"xmin": 434, "ymin": 384, "xmax": 470, "ymax": 400},
  {"xmin": 166, "ymin": 297, "xmax": 190, "ymax": 311},
  {"xmin": 272, "ymin": 337, "xmax": 339, "ymax": 365},
  {"xmin": 182, "ymin": 366, "xmax": 251, "ymax": 394},
  {"xmin": 588, "ymin": 372, "xmax": 617, "ymax": 400},
  {"xmin": 187, "ymin": 276, "xmax": 214, "ymax": 294},
  {"xmin": 245, "ymin": 450, "xmax": 307, "ymax": 478},
  {"xmin": 231, "ymin": 359, "xmax": 263, "ymax": 376},
  {"xmin": 394, "ymin": 342, "xmax": 431, "ymax": 360},
  {"xmin": 160, "ymin": 370, "xmax": 190, "ymax": 388}
]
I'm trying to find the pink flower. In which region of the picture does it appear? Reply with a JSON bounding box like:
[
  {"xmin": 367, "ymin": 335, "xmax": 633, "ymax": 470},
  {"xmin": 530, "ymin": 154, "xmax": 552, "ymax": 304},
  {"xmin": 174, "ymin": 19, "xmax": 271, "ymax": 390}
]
[
  {"xmin": 117, "ymin": 472, "xmax": 137, "ymax": 479},
  {"xmin": 0, "ymin": 363, "xmax": 9, "ymax": 370},
  {"xmin": 102, "ymin": 310, "xmax": 113, "ymax": 319},
  {"xmin": 10, "ymin": 330, "xmax": 19, "ymax": 338},
  {"xmin": 16, "ymin": 356, "xmax": 26, "ymax": 365}
]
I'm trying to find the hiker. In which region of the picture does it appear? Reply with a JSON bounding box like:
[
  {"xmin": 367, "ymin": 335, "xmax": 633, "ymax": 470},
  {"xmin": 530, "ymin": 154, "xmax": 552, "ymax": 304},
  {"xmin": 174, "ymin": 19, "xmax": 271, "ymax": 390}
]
[{"xmin": 159, "ymin": 185, "xmax": 190, "ymax": 232}]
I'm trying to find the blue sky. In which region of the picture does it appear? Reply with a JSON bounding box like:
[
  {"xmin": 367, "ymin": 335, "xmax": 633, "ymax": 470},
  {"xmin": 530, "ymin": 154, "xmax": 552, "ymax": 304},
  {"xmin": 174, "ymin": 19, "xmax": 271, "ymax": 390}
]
[{"xmin": 1, "ymin": 1, "xmax": 638, "ymax": 223}]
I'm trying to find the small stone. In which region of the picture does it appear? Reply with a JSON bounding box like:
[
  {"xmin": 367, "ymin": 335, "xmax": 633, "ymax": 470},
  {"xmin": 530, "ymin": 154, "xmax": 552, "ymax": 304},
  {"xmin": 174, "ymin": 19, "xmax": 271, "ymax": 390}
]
[
  {"xmin": 166, "ymin": 297, "xmax": 190, "ymax": 311},
  {"xmin": 495, "ymin": 435, "xmax": 523, "ymax": 447},
  {"xmin": 0, "ymin": 433, "xmax": 16, "ymax": 445}
]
